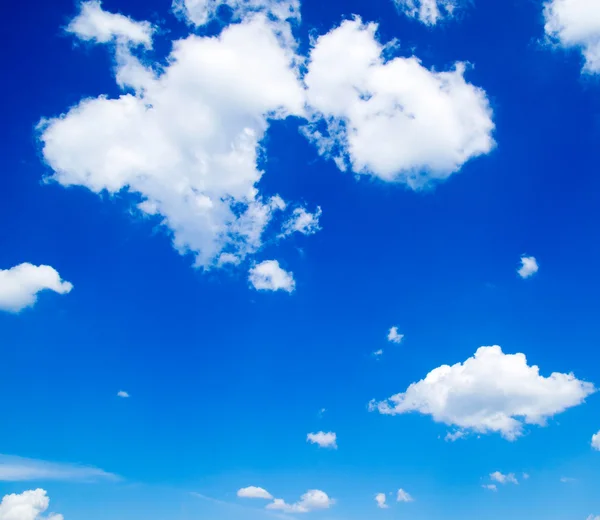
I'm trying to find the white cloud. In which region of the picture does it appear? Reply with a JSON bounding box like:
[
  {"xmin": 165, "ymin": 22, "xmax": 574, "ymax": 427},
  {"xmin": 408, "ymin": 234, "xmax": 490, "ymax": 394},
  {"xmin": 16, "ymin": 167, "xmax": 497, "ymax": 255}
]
[
  {"xmin": 280, "ymin": 207, "xmax": 322, "ymax": 237},
  {"xmin": 396, "ymin": 488, "xmax": 413, "ymax": 502},
  {"xmin": 393, "ymin": 0, "xmax": 459, "ymax": 25},
  {"xmin": 67, "ymin": 1, "xmax": 154, "ymax": 47},
  {"xmin": 249, "ymin": 260, "xmax": 295, "ymax": 292},
  {"xmin": 518, "ymin": 256, "xmax": 539, "ymax": 279},
  {"xmin": 40, "ymin": 3, "xmax": 310, "ymax": 270},
  {"xmin": 266, "ymin": 489, "xmax": 334, "ymax": 513},
  {"xmin": 490, "ymin": 471, "xmax": 518, "ymax": 485},
  {"xmin": 117, "ymin": 391, "xmax": 130, "ymax": 398},
  {"xmin": 370, "ymin": 345, "xmax": 595, "ymax": 440},
  {"xmin": 0, "ymin": 455, "xmax": 118, "ymax": 483},
  {"xmin": 544, "ymin": 0, "xmax": 600, "ymax": 73},
  {"xmin": 0, "ymin": 489, "xmax": 63, "ymax": 520},
  {"xmin": 444, "ymin": 430, "xmax": 466, "ymax": 442},
  {"xmin": 522, "ymin": 473, "xmax": 530, "ymax": 480},
  {"xmin": 375, "ymin": 493, "xmax": 388, "ymax": 509},
  {"xmin": 482, "ymin": 484, "xmax": 497, "ymax": 491},
  {"xmin": 560, "ymin": 476, "xmax": 576, "ymax": 483},
  {"xmin": 387, "ymin": 327, "xmax": 404, "ymax": 344},
  {"xmin": 373, "ymin": 349, "xmax": 384, "ymax": 357},
  {"xmin": 587, "ymin": 516, "xmax": 600, "ymax": 520},
  {"xmin": 306, "ymin": 431, "xmax": 337, "ymax": 449},
  {"xmin": 0, "ymin": 263, "xmax": 73, "ymax": 313},
  {"xmin": 592, "ymin": 430, "xmax": 600, "ymax": 450},
  {"xmin": 303, "ymin": 18, "xmax": 494, "ymax": 190},
  {"xmin": 237, "ymin": 487, "xmax": 273, "ymax": 500}
]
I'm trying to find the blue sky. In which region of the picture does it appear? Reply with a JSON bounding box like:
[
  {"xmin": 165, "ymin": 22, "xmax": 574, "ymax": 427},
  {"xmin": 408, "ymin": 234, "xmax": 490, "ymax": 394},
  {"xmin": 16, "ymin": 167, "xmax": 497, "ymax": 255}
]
[{"xmin": 2, "ymin": 0, "xmax": 600, "ymax": 518}]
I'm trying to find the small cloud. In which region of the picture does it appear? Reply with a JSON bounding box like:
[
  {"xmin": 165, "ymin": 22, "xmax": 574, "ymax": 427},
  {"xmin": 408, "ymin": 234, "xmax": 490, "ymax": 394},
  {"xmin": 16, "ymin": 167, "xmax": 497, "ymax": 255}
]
[
  {"xmin": 249, "ymin": 260, "xmax": 295, "ymax": 293},
  {"xmin": 0, "ymin": 489, "xmax": 63, "ymax": 520},
  {"xmin": 117, "ymin": 391, "xmax": 130, "ymax": 398},
  {"xmin": 522, "ymin": 472, "xmax": 530, "ymax": 480},
  {"xmin": 280, "ymin": 206, "xmax": 322, "ymax": 237},
  {"xmin": 592, "ymin": 430, "xmax": 600, "ymax": 450},
  {"xmin": 490, "ymin": 471, "xmax": 518, "ymax": 485},
  {"xmin": 375, "ymin": 493, "xmax": 388, "ymax": 509},
  {"xmin": 482, "ymin": 484, "xmax": 497, "ymax": 491},
  {"xmin": 266, "ymin": 490, "xmax": 334, "ymax": 513},
  {"xmin": 387, "ymin": 327, "xmax": 404, "ymax": 344},
  {"xmin": 0, "ymin": 454, "xmax": 118, "ymax": 482},
  {"xmin": 518, "ymin": 255, "xmax": 538, "ymax": 279},
  {"xmin": 237, "ymin": 487, "xmax": 273, "ymax": 500},
  {"xmin": 445, "ymin": 430, "xmax": 466, "ymax": 442},
  {"xmin": 396, "ymin": 488, "xmax": 413, "ymax": 502},
  {"xmin": 307, "ymin": 431, "xmax": 337, "ymax": 449},
  {"xmin": 560, "ymin": 477, "xmax": 575, "ymax": 483},
  {"xmin": 373, "ymin": 349, "xmax": 384, "ymax": 358},
  {"xmin": 318, "ymin": 408, "xmax": 326, "ymax": 418}
]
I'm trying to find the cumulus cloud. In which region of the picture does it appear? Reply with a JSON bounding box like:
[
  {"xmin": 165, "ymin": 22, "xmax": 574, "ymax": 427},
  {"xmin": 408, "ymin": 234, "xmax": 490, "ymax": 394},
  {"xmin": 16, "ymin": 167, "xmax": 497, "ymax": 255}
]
[
  {"xmin": 237, "ymin": 486, "xmax": 273, "ymax": 500},
  {"xmin": 280, "ymin": 207, "xmax": 322, "ymax": 237},
  {"xmin": 592, "ymin": 430, "xmax": 600, "ymax": 450},
  {"xmin": 67, "ymin": 1, "xmax": 154, "ymax": 47},
  {"xmin": 0, "ymin": 455, "xmax": 118, "ymax": 483},
  {"xmin": 387, "ymin": 327, "xmax": 404, "ymax": 344},
  {"xmin": 375, "ymin": 493, "xmax": 388, "ymax": 508},
  {"xmin": 518, "ymin": 256, "xmax": 538, "ymax": 279},
  {"xmin": 306, "ymin": 431, "xmax": 337, "ymax": 449},
  {"xmin": 0, "ymin": 263, "xmax": 73, "ymax": 313},
  {"xmin": 544, "ymin": 0, "xmax": 600, "ymax": 73},
  {"xmin": 303, "ymin": 18, "xmax": 494, "ymax": 189},
  {"xmin": 396, "ymin": 488, "xmax": 413, "ymax": 502},
  {"xmin": 249, "ymin": 260, "xmax": 295, "ymax": 292},
  {"xmin": 393, "ymin": 0, "xmax": 459, "ymax": 25},
  {"xmin": 0, "ymin": 489, "xmax": 63, "ymax": 520},
  {"xmin": 490, "ymin": 471, "xmax": 518, "ymax": 485},
  {"xmin": 40, "ymin": 2, "xmax": 313, "ymax": 271},
  {"xmin": 117, "ymin": 391, "xmax": 130, "ymax": 398},
  {"xmin": 370, "ymin": 345, "xmax": 595, "ymax": 440},
  {"xmin": 266, "ymin": 489, "xmax": 334, "ymax": 513}
]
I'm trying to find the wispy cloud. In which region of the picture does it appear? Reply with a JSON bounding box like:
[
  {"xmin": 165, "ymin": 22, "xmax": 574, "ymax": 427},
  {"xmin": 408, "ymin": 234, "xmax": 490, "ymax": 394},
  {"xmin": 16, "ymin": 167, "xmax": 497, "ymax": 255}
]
[{"xmin": 0, "ymin": 455, "xmax": 119, "ymax": 482}]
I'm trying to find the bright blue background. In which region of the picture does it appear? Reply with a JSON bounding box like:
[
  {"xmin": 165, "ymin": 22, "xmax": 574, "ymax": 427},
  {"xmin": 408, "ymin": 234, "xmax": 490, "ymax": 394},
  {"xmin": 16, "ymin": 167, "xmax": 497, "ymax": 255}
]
[{"xmin": 1, "ymin": 0, "xmax": 600, "ymax": 518}]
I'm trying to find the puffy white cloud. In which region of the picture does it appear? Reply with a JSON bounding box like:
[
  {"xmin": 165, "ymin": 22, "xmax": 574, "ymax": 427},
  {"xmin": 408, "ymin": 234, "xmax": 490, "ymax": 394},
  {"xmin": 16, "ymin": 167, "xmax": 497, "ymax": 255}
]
[
  {"xmin": 306, "ymin": 431, "xmax": 337, "ymax": 449},
  {"xmin": 249, "ymin": 260, "xmax": 295, "ymax": 292},
  {"xmin": 0, "ymin": 489, "xmax": 63, "ymax": 520},
  {"xmin": 375, "ymin": 493, "xmax": 388, "ymax": 509},
  {"xmin": 544, "ymin": 0, "xmax": 600, "ymax": 73},
  {"xmin": 117, "ymin": 391, "xmax": 129, "ymax": 398},
  {"xmin": 518, "ymin": 256, "xmax": 539, "ymax": 279},
  {"xmin": 266, "ymin": 489, "xmax": 334, "ymax": 513},
  {"xmin": 482, "ymin": 484, "xmax": 497, "ymax": 491},
  {"xmin": 490, "ymin": 471, "xmax": 518, "ymax": 485},
  {"xmin": 280, "ymin": 207, "xmax": 322, "ymax": 237},
  {"xmin": 40, "ymin": 3, "xmax": 311, "ymax": 270},
  {"xmin": 387, "ymin": 327, "xmax": 404, "ymax": 344},
  {"xmin": 0, "ymin": 455, "xmax": 118, "ymax": 483},
  {"xmin": 66, "ymin": 1, "xmax": 154, "ymax": 47},
  {"xmin": 303, "ymin": 18, "xmax": 494, "ymax": 189},
  {"xmin": 237, "ymin": 487, "xmax": 273, "ymax": 500},
  {"xmin": 393, "ymin": 0, "xmax": 459, "ymax": 25},
  {"xmin": 370, "ymin": 345, "xmax": 595, "ymax": 440},
  {"xmin": 0, "ymin": 263, "xmax": 73, "ymax": 313},
  {"xmin": 592, "ymin": 430, "xmax": 600, "ymax": 450},
  {"xmin": 396, "ymin": 488, "xmax": 413, "ymax": 502}
]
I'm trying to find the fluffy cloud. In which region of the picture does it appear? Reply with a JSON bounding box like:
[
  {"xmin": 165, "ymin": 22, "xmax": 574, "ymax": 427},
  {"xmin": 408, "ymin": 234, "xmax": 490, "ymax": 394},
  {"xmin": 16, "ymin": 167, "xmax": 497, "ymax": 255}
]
[
  {"xmin": 393, "ymin": 0, "xmax": 458, "ymax": 25},
  {"xmin": 67, "ymin": 0, "xmax": 154, "ymax": 47},
  {"xmin": 40, "ymin": 2, "xmax": 314, "ymax": 270},
  {"xmin": 490, "ymin": 471, "xmax": 518, "ymax": 485},
  {"xmin": 444, "ymin": 430, "xmax": 466, "ymax": 441},
  {"xmin": 266, "ymin": 489, "xmax": 334, "ymax": 513},
  {"xmin": 117, "ymin": 391, "xmax": 129, "ymax": 398},
  {"xmin": 375, "ymin": 493, "xmax": 388, "ymax": 508},
  {"xmin": 0, "ymin": 455, "xmax": 118, "ymax": 483},
  {"xmin": 370, "ymin": 345, "xmax": 595, "ymax": 440},
  {"xmin": 396, "ymin": 488, "xmax": 413, "ymax": 502},
  {"xmin": 303, "ymin": 18, "xmax": 494, "ymax": 189},
  {"xmin": 0, "ymin": 263, "xmax": 73, "ymax": 313},
  {"xmin": 0, "ymin": 489, "xmax": 63, "ymax": 520},
  {"xmin": 249, "ymin": 260, "xmax": 295, "ymax": 292},
  {"xmin": 306, "ymin": 431, "xmax": 337, "ymax": 449},
  {"xmin": 518, "ymin": 256, "xmax": 539, "ymax": 279},
  {"xmin": 237, "ymin": 486, "xmax": 273, "ymax": 500},
  {"xmin": 592, "ymin": 430, "xmax": 600, "ymax": 450},
  {"xmin": 280, "ymin": 207, "xmax": 322, "ymax": 237},
  {"xmin": 544, "ymin": 0, "xmax": 600, "ymax": 73},
  {"xmin": 387, "ymin": 326, "xmax": 404, "ymax": 344}
]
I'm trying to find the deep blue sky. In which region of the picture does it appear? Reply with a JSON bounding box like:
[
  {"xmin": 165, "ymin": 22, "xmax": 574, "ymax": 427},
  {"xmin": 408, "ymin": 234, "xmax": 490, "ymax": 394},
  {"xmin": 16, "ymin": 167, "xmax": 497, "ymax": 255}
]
[{"xmin": 1, "ymin": 0, "xmax": 600, "ymax": 518}]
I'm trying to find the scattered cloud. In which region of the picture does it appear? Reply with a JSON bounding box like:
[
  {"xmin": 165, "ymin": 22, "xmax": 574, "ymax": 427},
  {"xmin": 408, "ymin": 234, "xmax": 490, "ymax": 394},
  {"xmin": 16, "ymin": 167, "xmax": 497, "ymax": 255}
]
[
  {"xmin": 592, "ymin": 430, "xmax": 600, "ymax": 450},
  {"xmin": 490, "ymin": 471, "xmax": 518, "ymax": 485},
  {"xmin": 445, "ymin": 430, "xmax": 466, "ymax": 442},
  {"xmin": 375, "ymin": 493, "xmax": 388, "ymax": 508},
  {"xmin": 370, "ymin": 345, "xmax": 595, "ymax": 440},
  {"xmin": 303, "ymin": 18, "xmax": 494, "ymax": 189},
  {"xmin": 237, "ymin": 487, "xmax": 273, "ymax": 500},
  {"xmin": 544, "ymin": 0, "xmax": 600, "ymax": 73},
  {"xmin": 0, "ymin": 263, "xmax": 73, "ymax": 313},
  {"xmin": 280, "ymin": 207, "xmax": 322, "ymax": 237},
  {"xmin": 307, "ymin": 431, "xmax": 337, "ymax": 449},
  {"xmin": 482, "ymin": 484, "xmax": 497, "ymax": 491},
  {"xmin": 373, "ymin": 349, "xmax": 384, "ymax": 358},
  {"xmin": 117, "ymin": 391, "xmax": 130, "ymax": 398},
  {"xmin": 397, "ymin": 488, "xmax": 414, "ymax": 502},
  {"xmin": 387, "ymin": 327, "xmax": 404, "ymax": 344},
  {"xmin": 249, "ymin": 260, "xmax": 295, "ymax": 292},
  {"xmin": 0, "ymin": 455, "xmax": 118, "ymax": 483},
  {"xmin": 393, "ymin": 0, "xmax": 459, "ymax": 25},
  {"xmin": 518, "ymin": 255, "xmax": 539, "ymax": 279},
  {"xmin": 0, "ymin": 489, "xmax": 63, "ymax": 520},
  {"xmin": 266, "ymin": 489, "xmax": 334, "ymax": 513},
  {"xmin": 318, "ymin": 408, "xmax": 327, "ymax": 418}
]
